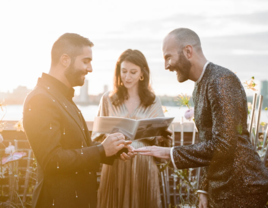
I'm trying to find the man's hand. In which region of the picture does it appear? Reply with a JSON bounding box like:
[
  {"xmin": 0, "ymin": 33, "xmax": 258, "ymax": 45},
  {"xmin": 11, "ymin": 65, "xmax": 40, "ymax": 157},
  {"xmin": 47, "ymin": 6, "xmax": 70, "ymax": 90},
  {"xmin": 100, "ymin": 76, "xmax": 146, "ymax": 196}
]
[
  {"xmin": 134, "ymin": 146, "xmax": 171, "ymax": 159},
  {"xmin": 199, "ymin": 193, "xmax": 208, "ymax": 208},
  {"xmin": 120, "ymin": 145, "xmax": 135, "ymax": 161},
  {"xmin": 102, "ymin": 133, "xmax": 128, "ymax": 157}
]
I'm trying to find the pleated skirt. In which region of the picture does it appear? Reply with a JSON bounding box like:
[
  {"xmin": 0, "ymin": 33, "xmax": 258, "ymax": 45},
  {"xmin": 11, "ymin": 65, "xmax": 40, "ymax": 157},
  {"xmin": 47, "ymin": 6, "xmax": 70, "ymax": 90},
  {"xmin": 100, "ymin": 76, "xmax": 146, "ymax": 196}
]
[{"xmin": 97, "ymin": 140, "xmax": 162, "ymax": 208}]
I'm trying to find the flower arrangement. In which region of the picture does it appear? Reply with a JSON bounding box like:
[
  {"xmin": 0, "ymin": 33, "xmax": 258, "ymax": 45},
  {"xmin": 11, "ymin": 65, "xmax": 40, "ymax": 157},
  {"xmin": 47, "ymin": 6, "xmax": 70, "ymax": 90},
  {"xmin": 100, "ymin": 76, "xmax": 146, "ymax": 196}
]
[
  {"xmin": 4, "ymin": 142, "xmax": 15, "ymax": 155},
  {"xmin": 14, "ymin": 119, "xmax": 24, "ymax": 132},
  {"xmin": 176, "ymin": 94, "xmax": 194, "ymax": 121},
  {"xmin": 0, "ymin": 100, "xmax": 29, "ymax": 207},
  {"xmin": 244, "ymin": 76, "xmax": 257, "ymax": 91},
  {"xmin": 244, "ymin": 76, "xmax": 268, "ymax": 160},
  {"xmin": 162, "ymin": 105, "xmax": 168, "ymax": 113},
  {"xmin": 176, "ymin": 94, "xmax": 191, "ymax": 109}
]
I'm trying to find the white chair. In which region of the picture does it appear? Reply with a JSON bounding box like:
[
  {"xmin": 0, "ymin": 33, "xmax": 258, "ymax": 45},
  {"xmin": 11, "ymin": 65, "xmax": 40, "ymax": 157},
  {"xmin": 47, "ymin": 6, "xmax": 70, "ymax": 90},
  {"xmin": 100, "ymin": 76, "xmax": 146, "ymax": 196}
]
[
  {"xmin": 168, "ymin": 118, "xmax": 200, "ymax": 206},
  {"xmin": 22, "ymin": 149, "xmax": 33, "ymax": 204},
  {"xmin": 253, "ymin": 95, "xmax": 263, "ymax": 149},
  {"xmin": 248, "ymin": 93, "xmax": 264, "ymax": 149},
  {"xmin": 248, "ymin": 93, "xmax": 258, "ymax": 144}
]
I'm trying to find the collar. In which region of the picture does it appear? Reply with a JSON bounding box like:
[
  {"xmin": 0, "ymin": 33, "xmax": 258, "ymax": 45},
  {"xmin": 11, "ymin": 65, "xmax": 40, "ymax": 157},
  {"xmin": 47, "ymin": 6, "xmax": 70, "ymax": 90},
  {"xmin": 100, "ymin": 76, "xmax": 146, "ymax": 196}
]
[
  {"xmin": 195, "ymin": 61, "xmax": 210, "ymax": 84},
  {"xmin": 40, "ymin": 73, "xmax": 75, "ymax": 100}
]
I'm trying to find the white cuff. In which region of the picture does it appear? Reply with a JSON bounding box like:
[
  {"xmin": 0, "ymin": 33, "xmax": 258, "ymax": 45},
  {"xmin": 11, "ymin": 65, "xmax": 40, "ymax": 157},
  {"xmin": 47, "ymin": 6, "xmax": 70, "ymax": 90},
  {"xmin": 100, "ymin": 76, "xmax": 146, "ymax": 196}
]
[
  {"xmin": 197, "ymin": 190, "xmax": 208, "ymax": 194},
  {"xmin": 170, "ymin": 147, "xmax": 177, "ymax": 170}
]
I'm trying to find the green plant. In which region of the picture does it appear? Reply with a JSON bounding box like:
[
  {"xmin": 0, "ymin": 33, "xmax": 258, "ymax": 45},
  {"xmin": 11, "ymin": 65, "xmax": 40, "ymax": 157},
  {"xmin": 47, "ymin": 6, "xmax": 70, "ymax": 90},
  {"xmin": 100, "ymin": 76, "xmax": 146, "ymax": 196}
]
[
  {"xmin": 176, "ymin": 94, "xmax": 191, "ymax": 109},
  {"xmin": 244, "ymin": 76, "xmax": 257, "ymax": 91},
  {"xmin": 158, "ymin": 162, "xmax": 198, "ymax": 207}
]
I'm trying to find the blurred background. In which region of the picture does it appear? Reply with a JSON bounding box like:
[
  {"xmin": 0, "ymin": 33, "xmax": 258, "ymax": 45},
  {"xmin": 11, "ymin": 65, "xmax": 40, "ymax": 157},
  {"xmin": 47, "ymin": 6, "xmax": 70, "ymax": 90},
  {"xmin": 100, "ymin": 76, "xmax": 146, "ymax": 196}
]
[
  {"xmin": 0, "ymin": 1, "xmax": 268, "ymax": 207},
  {"xmin": 0, "ymin": 0, "xmax": 268, "ymax": 121}
]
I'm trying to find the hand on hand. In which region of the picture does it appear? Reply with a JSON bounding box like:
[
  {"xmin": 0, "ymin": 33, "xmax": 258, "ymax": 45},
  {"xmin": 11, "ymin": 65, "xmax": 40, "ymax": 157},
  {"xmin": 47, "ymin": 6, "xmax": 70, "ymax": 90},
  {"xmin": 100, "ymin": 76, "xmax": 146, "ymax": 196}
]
[
  {"xmin": 134, "ymin": 146, "xmax": 171, "ymax": 159},
  {"xmin": 119, "ymin": 145, "xmax": 135, "ymax": 161},
  {"xmin": 102, "ymin": 133, "xmax": 129, "ymax": 157},
  {"xmin": 199, "ymin": 193, "xmax": 208, "ymax": 208}
]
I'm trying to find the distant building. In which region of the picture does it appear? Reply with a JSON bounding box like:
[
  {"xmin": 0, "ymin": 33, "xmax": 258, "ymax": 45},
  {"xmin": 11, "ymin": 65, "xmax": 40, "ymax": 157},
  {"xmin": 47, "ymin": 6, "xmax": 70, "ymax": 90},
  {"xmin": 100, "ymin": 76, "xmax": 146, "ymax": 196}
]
[
  {"xmin": 79, "ymin": 79, "xmax": 89, "ymax": 103},
  {"xmin": 261, "ymin": 80, "xmax": 268, "ymax": 108},
  {"xmin": 74, "ymin": 80, "xmax": 90, "ymax": 105},
  {"xmin": 0, "ymin": 91, "xmax": 10, "ymax": 101},
  {"xmin": 2, "ymin": 86, "xmax": 31, "ymax": 104},
  {"xmin": 13, "ymin": 86, "xmax": 31, "ymax": 97}
]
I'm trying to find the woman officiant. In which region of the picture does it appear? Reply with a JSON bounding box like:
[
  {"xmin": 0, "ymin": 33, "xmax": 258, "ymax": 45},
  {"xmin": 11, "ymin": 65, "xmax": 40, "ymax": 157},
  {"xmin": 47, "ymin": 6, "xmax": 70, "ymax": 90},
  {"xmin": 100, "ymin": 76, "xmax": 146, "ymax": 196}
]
[{"xmin": 92, "ymin": 49, "xmax": 171, "ymax": 208}]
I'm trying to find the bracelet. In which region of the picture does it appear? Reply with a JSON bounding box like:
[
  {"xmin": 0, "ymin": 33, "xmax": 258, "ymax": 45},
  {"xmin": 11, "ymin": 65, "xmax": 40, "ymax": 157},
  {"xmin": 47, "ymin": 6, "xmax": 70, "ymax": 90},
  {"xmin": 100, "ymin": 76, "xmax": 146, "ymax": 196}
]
[{"xmin": 197, "ymin": 190, "xmax": 208, "ymax": 195}]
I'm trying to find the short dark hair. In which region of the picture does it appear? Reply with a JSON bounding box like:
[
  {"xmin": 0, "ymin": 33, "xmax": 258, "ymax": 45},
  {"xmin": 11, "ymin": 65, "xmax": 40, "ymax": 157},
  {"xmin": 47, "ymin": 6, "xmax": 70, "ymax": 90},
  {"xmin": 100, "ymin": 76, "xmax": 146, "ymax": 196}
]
[
  {"xmin": 51, "ymin": 33, "xmax": 94, "ymax": 66},
  {"xmin": 110, "ymin": 49, "xmax": 156, "ymax": 108}
]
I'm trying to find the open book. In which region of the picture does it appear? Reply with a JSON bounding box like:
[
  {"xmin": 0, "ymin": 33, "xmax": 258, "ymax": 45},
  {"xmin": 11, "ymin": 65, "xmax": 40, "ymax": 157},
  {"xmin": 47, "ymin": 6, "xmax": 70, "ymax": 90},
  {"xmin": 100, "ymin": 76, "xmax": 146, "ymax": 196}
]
[{"xmin": 92, "ymin": 116, "xmax": 174, "ymax": 140}]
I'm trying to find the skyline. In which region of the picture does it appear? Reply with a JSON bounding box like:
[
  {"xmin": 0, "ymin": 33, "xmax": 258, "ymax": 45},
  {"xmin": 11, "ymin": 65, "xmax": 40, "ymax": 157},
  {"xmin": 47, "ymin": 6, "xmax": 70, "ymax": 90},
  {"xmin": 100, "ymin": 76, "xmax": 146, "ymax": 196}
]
[
  {"xmin": 2, "ymin": 78, "xmax": 268, "ymax": 95},
  {"xmin": 0, "ymin": 0, "xmax": 268, "ymax": 96},
  {"xmin": 1, "ymin": 80, "xmax": 268, "ymax": 107}
]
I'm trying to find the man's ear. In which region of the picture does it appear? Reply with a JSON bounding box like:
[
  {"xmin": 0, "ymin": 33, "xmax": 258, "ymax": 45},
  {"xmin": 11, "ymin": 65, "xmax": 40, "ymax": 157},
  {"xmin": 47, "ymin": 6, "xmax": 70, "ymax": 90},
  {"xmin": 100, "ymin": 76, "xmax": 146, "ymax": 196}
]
[
  {"xmin": 60, "ymin": 54, "xmax": 71, "ymax": 68},
  {"xmin": 183, "ymin": 45, "xmax": 193, "ymax": 59}
]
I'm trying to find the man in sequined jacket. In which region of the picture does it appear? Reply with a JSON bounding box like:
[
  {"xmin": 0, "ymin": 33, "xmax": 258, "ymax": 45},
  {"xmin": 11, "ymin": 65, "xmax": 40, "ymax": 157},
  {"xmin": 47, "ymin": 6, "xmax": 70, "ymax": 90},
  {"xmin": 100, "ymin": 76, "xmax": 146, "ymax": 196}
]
[
  {"xmin": 23, "ymin": 33, "xmax": 133, "ymax": 208},
  {"xmin": 135, "ymin": 28, "xmax": 268, "ymax": 207}
]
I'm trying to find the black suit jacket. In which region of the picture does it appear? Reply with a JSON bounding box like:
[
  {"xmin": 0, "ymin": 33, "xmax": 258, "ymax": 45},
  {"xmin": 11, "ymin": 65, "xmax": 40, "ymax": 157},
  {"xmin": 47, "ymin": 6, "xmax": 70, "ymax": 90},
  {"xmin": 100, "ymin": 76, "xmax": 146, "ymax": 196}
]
[
  {"xmin": 172, "ymin": 63, "xmax": 268, "ymax": 200},
  {"xmin": 23, "ymin": 74, "xmax": 113, "ymax": 208}
]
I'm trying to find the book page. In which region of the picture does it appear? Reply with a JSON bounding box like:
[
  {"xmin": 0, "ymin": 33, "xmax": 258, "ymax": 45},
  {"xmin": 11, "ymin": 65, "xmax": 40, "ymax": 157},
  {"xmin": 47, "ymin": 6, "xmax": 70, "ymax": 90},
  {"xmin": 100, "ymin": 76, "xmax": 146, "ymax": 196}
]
[
  {"xmin": 92, "ymin": 116, "xmax": 138, "ymax": 139},
  {"xmin": 134, "ymin": 117, "xmax": 174, "ymax": 139},
  {"xmin": 93, "ymin": 116, "xmax": 174, "ymax": 140}
]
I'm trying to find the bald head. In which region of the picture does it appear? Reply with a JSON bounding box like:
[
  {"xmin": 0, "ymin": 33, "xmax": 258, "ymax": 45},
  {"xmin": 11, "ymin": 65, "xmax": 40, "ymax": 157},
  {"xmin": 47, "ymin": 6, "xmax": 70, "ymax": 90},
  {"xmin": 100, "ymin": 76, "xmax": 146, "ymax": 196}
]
[
  {"xmin": 162, "ymin": 28, "xmax": 207, "ymax": 83},
  {"xmin": 166, "ymin": 28, "xmax": 202, "ymax": 52}
]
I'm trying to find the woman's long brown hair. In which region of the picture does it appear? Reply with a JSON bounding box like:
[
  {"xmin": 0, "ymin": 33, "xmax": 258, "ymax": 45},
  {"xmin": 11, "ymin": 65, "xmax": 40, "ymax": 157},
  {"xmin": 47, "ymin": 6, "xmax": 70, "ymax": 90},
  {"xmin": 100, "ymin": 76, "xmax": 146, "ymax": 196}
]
[{"xmin": 110, "ymin": 49, "xmax": 155, "ymax": 107}]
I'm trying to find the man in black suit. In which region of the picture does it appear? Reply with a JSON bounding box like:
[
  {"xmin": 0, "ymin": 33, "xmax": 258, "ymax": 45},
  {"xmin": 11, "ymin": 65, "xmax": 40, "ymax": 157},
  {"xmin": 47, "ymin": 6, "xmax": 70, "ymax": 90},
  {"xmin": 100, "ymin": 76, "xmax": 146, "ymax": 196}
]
[
  {"xmin": 23, "ymin": 33, "xmax": 132, "ymax": 208},
  {"xmin": 135, "ymin": 28, "xmax": 268, "ymax": 207}
]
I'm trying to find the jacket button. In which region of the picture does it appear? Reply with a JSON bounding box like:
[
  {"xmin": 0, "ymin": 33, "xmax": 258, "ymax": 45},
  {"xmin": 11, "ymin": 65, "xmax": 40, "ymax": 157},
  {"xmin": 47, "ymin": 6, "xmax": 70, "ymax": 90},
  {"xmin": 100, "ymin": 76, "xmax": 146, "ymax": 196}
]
[{"xmin": 89, "ymin": 172, "xmax": 91, "ymax": 174}]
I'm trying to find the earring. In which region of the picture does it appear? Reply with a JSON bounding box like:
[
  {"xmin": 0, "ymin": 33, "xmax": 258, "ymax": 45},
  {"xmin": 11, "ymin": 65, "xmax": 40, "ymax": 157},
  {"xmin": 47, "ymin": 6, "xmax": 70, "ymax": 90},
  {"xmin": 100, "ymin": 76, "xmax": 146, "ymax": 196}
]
[
  {"xmin": 140, "ymin": 75, "xmax": 144, "ymax": 81},
  {"xmin": 120, "ymin": 82, "xmax": 124, "ymax": 86}
]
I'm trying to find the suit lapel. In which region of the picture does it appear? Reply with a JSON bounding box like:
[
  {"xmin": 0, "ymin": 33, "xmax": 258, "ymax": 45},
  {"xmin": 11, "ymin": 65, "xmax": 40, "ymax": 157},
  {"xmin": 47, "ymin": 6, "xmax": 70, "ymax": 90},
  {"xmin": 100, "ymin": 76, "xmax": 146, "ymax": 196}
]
[{"xmin": 38, "ymin": 80, "xmax": 88, "ymax": 146}]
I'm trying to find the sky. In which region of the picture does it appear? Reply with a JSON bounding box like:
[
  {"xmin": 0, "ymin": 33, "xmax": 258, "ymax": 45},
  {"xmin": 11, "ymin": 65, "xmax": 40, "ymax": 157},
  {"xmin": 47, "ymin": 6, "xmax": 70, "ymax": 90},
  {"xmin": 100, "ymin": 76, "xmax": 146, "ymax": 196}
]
[{"xmin": 0, "ymin": 0, "xmax": 268, "ymax": 96}]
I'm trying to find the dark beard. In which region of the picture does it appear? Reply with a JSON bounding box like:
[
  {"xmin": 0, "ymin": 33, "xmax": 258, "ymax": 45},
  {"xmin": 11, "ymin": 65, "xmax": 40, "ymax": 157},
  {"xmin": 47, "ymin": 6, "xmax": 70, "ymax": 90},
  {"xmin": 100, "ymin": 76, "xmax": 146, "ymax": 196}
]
[
  {"xmin": 64, "ymin": 63, "xmax": 85, "ymax": 87},
  {"xmin": 173, "ymin": 51, "xmax": 191, "ymax": 83}
]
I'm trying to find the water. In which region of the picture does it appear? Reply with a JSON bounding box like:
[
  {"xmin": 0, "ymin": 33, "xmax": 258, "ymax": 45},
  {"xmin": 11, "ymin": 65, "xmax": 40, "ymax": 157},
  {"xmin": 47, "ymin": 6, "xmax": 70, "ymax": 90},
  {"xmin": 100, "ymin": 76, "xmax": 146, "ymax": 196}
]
[
  {"xmin": 1, "ymin": 105, "xmax": 268, "ymax": 123},
  {"xmin": 0, "ymin": 105, "xmax": 187, "ymax": 121}
]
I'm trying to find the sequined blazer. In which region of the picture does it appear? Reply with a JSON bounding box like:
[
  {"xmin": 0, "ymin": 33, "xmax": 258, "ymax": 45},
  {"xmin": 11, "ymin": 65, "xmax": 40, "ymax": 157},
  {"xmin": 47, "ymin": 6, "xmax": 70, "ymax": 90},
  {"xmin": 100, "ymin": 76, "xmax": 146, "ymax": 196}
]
[
  {"xmin": 23, "ymin": 74, "xmax": 114, "ymax": 208},
  {"xmin": 172, "ymin": 63, "xmax": 268, "ymax": 200}
]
